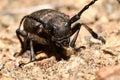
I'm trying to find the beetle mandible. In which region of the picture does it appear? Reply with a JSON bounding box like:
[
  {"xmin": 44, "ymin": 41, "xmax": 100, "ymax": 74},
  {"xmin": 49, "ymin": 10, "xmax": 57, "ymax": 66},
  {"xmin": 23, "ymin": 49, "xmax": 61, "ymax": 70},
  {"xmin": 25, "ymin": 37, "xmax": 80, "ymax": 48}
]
[{"xmin": 15, "ymin": 0, "xmax": 106, "ymax": 63}]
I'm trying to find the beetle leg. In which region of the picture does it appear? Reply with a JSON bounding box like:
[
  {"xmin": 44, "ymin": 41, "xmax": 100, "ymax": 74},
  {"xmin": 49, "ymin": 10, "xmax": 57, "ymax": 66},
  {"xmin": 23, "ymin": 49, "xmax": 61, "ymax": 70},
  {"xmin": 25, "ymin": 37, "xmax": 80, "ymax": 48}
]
[
  {"xmin": 27, "ymin": 33, "xmax": 51, "ymax": 62},
  {"xmin": 18, "ymin": 39, "xmax": 35, "ymax": 67},
  {"xmin": 70, "ymin": 23, "xmax": 106, "ymax": 50},
  {"xmin": 28, "ymin": 33, "xmax": 50, "ymax": 45},
  {"xmin": 29, "ymin": 39, "xmax": 35, "ymax": 62},
  {"xmin": 70, "ymin": 23, "xmax": 81, "ymax": 49},
  {"xmin": 81, "ymin": 23, "xmax": 106, "ymax": 44}
]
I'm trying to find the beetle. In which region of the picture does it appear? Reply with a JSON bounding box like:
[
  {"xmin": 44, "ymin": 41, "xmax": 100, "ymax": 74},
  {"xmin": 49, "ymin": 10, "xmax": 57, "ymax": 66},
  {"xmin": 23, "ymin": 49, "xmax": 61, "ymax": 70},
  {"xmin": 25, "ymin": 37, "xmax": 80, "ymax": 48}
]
[{"xmin": 15, "ymin": 0, "xmax": 106, "ymax": 63}]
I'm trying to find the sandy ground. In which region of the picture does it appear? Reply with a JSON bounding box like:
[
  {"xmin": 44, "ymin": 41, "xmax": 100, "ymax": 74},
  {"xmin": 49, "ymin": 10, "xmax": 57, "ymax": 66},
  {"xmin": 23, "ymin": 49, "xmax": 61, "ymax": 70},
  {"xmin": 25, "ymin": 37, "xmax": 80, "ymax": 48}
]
[{"xmin": 0, "ymin": 0, "xmax": 120, "ymax": 80}]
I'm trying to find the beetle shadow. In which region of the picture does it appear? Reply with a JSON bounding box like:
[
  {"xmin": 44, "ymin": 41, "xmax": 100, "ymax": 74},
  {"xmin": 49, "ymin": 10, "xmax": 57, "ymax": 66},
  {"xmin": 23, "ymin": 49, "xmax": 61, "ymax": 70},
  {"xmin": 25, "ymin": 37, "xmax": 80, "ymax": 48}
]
[
  {"xmin": 34, "ymin": 44, "xmax": 87, "ymax": 62},
  {"xmin": 34, "ymin": 45, "xmax": 70, "ymax": 62}
]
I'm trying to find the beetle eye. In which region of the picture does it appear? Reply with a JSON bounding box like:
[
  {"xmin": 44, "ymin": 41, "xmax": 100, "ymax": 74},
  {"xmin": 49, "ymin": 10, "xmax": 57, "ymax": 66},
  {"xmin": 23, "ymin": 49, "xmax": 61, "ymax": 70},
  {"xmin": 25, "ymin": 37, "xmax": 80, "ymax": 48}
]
[
  {"xmin": 63, "ymin": 41, "xmax": 66, "ymax": 45},
  {"xmin": 62, "ymin": 41, "xmax": 69, "ymax": 47}
]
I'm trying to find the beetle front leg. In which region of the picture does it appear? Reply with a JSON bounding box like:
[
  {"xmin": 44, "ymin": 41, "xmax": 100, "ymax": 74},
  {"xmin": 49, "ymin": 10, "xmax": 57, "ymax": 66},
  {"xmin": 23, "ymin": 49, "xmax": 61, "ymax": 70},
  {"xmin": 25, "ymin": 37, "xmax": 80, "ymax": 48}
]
[
  {"xmin": 18, "ymin": 39, "xmax": 35, "ymax": 67},
  {"xmin": 70, "ymin": 23, "xmax": 86, "ymax": 51},
  {"xmin": 70, "ymin": 23, "xmax": 81, "ymax": 49},
  {"xmin": 29, "ymin": 39, "xmax": 35, "ymax": 62}
]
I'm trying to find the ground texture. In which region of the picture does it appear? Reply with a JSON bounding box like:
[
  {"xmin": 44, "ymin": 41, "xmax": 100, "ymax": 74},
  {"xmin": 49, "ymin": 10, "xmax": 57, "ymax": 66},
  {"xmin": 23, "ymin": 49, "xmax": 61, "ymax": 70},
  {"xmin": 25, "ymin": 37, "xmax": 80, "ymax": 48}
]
[{"xmin": 0, "ymin": 0, "xmax": 120, "ymax": 80}]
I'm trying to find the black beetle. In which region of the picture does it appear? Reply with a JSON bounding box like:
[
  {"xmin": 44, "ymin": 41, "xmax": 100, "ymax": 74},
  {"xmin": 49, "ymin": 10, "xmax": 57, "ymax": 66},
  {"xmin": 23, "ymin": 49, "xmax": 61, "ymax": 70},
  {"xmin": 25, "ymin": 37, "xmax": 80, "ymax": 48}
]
[{"xmin": 15, "ymin": 0, "xmax": 106, "ymax": 63}]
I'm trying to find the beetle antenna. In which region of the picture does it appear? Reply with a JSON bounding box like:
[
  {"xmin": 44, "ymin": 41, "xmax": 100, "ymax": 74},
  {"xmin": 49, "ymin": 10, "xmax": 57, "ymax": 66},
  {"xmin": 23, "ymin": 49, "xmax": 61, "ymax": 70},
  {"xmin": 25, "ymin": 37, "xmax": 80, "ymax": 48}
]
[{"xmin": 66, "ymin": 0, "xmax": 97, "ymax": 26}]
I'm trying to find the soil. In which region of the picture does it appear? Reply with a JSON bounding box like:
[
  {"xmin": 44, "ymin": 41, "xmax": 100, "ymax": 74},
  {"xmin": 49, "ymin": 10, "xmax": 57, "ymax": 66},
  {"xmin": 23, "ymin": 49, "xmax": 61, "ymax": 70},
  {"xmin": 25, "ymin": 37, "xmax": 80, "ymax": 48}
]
[{"xmin": 0, "ymin": 0, "xmax": 120, "ymax": 80}]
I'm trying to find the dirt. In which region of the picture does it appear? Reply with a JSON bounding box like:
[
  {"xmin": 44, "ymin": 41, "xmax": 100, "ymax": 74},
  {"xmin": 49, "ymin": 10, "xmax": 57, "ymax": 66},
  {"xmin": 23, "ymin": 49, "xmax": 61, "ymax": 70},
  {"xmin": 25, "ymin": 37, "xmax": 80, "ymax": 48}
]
[{"xmin": 0, "ymin": 0, "xmax": 120, "ymax": 80}]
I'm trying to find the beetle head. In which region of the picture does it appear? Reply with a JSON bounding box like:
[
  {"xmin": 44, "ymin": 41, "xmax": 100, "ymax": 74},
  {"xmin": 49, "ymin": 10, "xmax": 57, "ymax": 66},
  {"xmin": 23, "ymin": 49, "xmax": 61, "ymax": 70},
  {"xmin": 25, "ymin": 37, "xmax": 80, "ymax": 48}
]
[{"xmin": 51, "ymin": 22, "xmax": 72, "ymax": 47}]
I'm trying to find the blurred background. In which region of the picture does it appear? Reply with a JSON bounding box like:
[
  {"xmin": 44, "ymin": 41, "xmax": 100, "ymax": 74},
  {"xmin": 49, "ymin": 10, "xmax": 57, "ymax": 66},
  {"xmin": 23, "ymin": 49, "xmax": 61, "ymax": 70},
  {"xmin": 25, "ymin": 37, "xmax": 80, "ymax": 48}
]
[
  {"xmin": 0, "ymin": 0, "xmax": 120, "ymax": 31},
  {"xmin": 0, "ymin": 0, "xmax": 120, "ymax": 80},
  {"xmin": 0, "ymin": 0, "xmax": 120, "ymax": 29}
]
